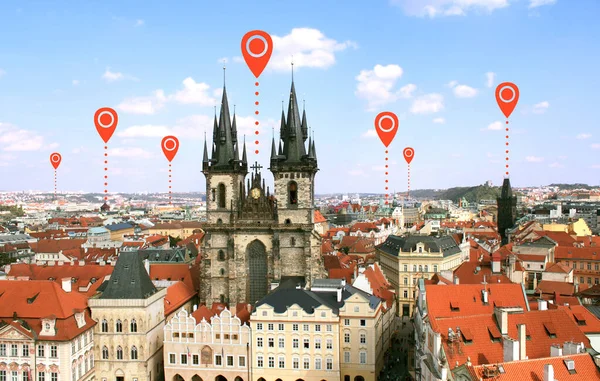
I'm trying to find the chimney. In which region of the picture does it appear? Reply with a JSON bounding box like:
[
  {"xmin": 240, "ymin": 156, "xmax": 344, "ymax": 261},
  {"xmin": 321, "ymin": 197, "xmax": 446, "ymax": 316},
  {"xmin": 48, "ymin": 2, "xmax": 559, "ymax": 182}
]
[
  {"xmin": 496, "ymin": 308, "xmax": 509, "ymax": 335},
  {"xmin": 563, "ymin": 341, "xmax": 581, "ymax": 355},
  {"xmin": 78, "ymin": 260, "xmax": 85, "ymax": 266},
  {"xmin": 538, "ymin": 299, "xmax": 548, "ymax": 311},
  {"xmin": 143, "ymin": 259, "xmax": 150, "ymax": 274},
  {"xmin": 482, "ymin": 289, "xmax": 489, "ymax": 304},
  {"xmin": 550, "ymin": 344, "xmax": 562, "ymax": 357},
  {"xmin": 518, "ymin": 324, "xmax": 527, "ymax": 360},
  {"xmin": 563, "ymin": 359, "xmax": 575, "ymax": 372},
  {"xmin": 453, "ymin": 276, "xmax": 459, "ymax": 285},
  {"xmin": 61, "ymin": 277, "xmax": 72, "ymax": 293},
  {"xmin": 503, "ymin": 337, "xmax": 519, "ymax": 362},
  {"xmin": 337, "ymin": 287, "xmax": 342, "ymax": 302},
  {"xmin": 193, "ymin": 304, "xmax": 198, "ymax": 312},
  {"xmin": 543, "ymin": 364, "xmax": 554, "ymax": 381}
]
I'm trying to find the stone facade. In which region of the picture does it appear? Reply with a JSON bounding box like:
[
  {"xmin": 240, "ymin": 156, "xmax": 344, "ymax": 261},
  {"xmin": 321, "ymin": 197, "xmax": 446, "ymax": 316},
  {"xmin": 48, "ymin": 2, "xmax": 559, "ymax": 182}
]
[{"xmin": 89, "ymin": 289, "xmax": 167, "ymax": 381}]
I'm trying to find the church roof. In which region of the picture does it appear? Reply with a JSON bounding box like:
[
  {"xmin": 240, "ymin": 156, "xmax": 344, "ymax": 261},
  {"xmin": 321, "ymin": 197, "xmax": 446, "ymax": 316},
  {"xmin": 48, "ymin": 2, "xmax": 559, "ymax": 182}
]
[{"xmin": 98, "ymin": 251, "xmax": 158, "ymax": 299}]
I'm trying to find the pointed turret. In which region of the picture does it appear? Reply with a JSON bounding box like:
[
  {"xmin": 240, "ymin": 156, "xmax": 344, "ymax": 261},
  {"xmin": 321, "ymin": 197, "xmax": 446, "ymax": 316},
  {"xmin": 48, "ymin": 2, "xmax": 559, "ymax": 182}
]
[
  {"xmin": 311, "ymin": 139, "xmax": 317, "ymax": 161},
  {"xmin": 301, "ymin": 106, "xmax": 308, "ymax": 142},
  {"xmin": 232, "ymin": 111, "xmax": 238, "ymax": 145},
  {"xmin": 280, "ymin": 81, "xmax": 307, "ymax": 163},
  {"xmin": 242, "ymin": 137, "xmax": 247, "ymax": 166},
  {"xmin": 202, "ymin": 135, "xmax": 209, "ymax": 170},
  {"xmin": 497, "ymin": 177, "xmax": 517, "ymax": 245},
  {"xmin": 279, "ymin": 109, "xmax": 286, "ymax": 140},
  {"xmin": 206, "ymin": 85, "xmax": 242, "ymax": 172},
  {"xmin": 270, "ymin": 137, "xmax": 277, "ymax": 160},
  {"xmin": 278, "ymin": 140, "xmax": 283, "ymax": 155}
]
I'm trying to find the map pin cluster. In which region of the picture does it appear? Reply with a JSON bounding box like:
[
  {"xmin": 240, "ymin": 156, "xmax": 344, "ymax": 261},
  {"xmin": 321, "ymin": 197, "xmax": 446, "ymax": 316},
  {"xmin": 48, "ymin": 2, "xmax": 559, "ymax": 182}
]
[
  {"xmin": 495, "ymin": 82, "xmax": 520, "ymax": 177},
  {"xmin": 375, "ymin": 112, "xmax": 399, "ymax": 205},
  {"xmin": 94, "ymin": 107, "xmax": 118, "ymax": 201}
]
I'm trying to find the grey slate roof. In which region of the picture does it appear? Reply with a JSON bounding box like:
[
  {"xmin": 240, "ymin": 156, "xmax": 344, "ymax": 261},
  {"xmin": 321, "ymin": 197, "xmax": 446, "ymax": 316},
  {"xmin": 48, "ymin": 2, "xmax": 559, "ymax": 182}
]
[
  {"xmin": 0, "ymin": 234, "xmax": 32, "ymax": 243},
  {"xmin": 104, "ymin": 223, "xmax": 134, "ymax": 231},
  {"xmin": 255, "ymin": 282, "xmax": 380, "ymax": 315},
  {"xmin": 98, "ymin": 251, "xmax": 157, "ymax": 299},
  {"xmin": 138, "ymin": 248, "xmax": 186, "ymax": 262},
  {"xmin": 378, "ymin": 234, "xmax": 462, "ymax": 257}
]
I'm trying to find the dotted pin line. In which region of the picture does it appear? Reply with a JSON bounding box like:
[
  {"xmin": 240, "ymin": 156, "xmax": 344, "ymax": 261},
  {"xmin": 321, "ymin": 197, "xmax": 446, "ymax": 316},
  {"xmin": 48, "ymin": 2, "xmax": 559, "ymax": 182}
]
[
  {"xmin": 169, "ymin": 163, "xmax": 172, "ymax": 205},
  {"xmin": 104, "ymin": 146, "xmax": 108, "ymax": 201},
  {"xmin": 54, "ymin": 170, "xmax": 57, "ymax": 199},
  {"xmin": 505, "ymin": 121, "xmax": 510, "ymax": 176},
  {"xmin": 384, "ymin": 150, "xmax": 389, "ymax": 205},
  {"xmin": 254, "ymin": 82, "xmax": 260, "ymax": 154},
  {"xmin": 408, "ymin": 163, "xmax": 411, "ymax": 199}
]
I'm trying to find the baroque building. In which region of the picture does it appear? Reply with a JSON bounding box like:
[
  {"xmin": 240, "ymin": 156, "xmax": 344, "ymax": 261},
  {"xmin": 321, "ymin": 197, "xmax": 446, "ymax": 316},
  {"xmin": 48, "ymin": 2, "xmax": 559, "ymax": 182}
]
[{"xmin": 199, "ymin": 79, "xmax": 326, "ymax": 305}]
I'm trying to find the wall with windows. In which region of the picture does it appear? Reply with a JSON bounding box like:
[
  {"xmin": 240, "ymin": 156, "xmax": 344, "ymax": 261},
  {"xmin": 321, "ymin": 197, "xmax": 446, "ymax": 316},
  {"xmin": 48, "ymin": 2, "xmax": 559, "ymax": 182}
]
[
  {"xmin": 250, "ymin": 303, "xmax": 340, "ymax": 381},
  {"xmin": 89, "ymin": 288, "xmax": 167, "ymax": 381},
  {"xmin": 163, "ymin": 309, "xmax": 250, "ymax": 381}
]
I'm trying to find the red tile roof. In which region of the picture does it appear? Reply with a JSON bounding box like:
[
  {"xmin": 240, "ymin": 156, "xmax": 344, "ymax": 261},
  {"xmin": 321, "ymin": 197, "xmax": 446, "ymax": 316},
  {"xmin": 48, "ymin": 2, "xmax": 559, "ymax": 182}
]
[
  {"xmin": 337, "ymin": 236, "xmax": 376, "ymax": 254},
  {"xmin": 536, "ymin": 280, "xmax": 578, "ymax": 296},
  {"xmin": 533, "ymin": 231, "xmax": 577, "ymax": 247},
  {"xmin": 349, "ymin": 222, "xmax": 379, "ymax": 233},
  {"xmin": 362, "ymin": 263, "xmax": 395, "ymax": 308},
  {"xmin": 453, "ymin": 262, "xmax": 512, "ymax": 285},
  {"xmin": 555, "ymin": 246, "xmax": 600, "ymax": 261},
  {"xmin": 560, "ymin": 304, "xmax": 600, "ymax": 334},
  {"xmin": 545, "ymin": 262, "xmax": 572, "ymax": 274},
  {"xmin": 425, "ymin": 284, "xmax": 527, "ymax": 321},
  {"xmin": 314, "ymin": 210, "xmax": 327, "ymax": 223},
  {"xmin": 164, "ymin": 281, "xmax": 196, "ymax": 316},
  {"xmin": 467, "ymin": 353, "xmax": 600, "ymax": 381},
  {"xmin": 31, "ymin": 238, "xmax": 87, "ymax": 254},
  {"xmin": 149, "ymin": 263, "xmax": 195, "ymax": 290}
]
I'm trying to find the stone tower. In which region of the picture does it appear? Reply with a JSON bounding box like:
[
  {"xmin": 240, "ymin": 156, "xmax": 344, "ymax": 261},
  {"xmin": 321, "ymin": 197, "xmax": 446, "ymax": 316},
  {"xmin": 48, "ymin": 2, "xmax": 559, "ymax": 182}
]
[
  {"xmin": 199, "ymin": 78, "xmax": 326, "ymax": 306},
  {"xmin": 497, "ymin": 177, "xmax": 517, "ymax": 245}
]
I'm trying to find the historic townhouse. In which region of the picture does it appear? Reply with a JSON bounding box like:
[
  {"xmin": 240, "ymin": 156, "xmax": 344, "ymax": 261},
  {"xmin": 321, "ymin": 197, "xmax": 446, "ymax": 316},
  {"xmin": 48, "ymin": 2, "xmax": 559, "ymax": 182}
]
[
  {"xmin": 89, "ymin": 252, "xmax": 167, "ymax": 381},
  {"xmin": 163, "ymin": 306, "xmax": 251, "ymax": 381},
  {"xmin": 0, "ymin": 280, "xmax": 96, "ymax": 381}
]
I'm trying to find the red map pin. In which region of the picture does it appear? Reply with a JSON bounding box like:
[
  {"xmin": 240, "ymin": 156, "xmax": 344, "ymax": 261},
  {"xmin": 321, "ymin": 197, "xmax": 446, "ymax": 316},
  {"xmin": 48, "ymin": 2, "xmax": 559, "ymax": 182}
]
[
  {"xmin": 241, "ymin": 30, "xmax": 273, "ymax": 78},
  {"xmin": 375, "ymin": 112, "xmax": 399, "ymax": 148},
  {"xmin": 161, "ymin": 136, "xmax": 179, "ymax": 162},
  {"xmin": 94, "ymin": 107, "xmax": 119, "ymax": 143},
  {"xmin": 403, "ymin": 147, "xmax": 415, "ymax": 164},
  {"xmin": 495, "ymin": 82, "xmax": 520, "ymax": 118},
  {"xmin": 50, "ymin": 153, "xmax": 62, "ymax": 169}
]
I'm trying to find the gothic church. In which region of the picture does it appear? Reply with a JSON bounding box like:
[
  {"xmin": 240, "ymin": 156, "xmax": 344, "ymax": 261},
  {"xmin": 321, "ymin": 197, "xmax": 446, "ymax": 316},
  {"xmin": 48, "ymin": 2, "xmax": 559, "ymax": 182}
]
[{"xmin": 199, "ymin": 78, "xmax": 327, "ymax": 305}]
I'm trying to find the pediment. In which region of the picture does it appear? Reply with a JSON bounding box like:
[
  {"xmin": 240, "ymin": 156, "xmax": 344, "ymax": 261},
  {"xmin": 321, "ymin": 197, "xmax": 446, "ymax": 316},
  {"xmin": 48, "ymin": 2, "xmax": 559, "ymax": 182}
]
[{"xmin": 0, "ymin": 324, "xmax": 32, "ymax": 340}]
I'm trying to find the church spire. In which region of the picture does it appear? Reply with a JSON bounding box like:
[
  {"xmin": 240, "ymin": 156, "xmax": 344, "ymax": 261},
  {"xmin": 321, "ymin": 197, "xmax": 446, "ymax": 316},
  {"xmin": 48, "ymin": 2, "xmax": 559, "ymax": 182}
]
[
  {"xmin": 280, "ymin": 79, "xmax": 306, "ymax": 162},
  {"xmin": 232, "ymin": 106, "xmax": 238, "ymax": 144},
  {"xmin": 242, "ymin": 135, "xmax": 247, "ymax": 166},
  {"xmin": 203, "ymin": 131, "xmax": 209, "ymax": 165},
  {"xmin": 301, "ymin": 100, "xmax": 308, "ymax": 142}
]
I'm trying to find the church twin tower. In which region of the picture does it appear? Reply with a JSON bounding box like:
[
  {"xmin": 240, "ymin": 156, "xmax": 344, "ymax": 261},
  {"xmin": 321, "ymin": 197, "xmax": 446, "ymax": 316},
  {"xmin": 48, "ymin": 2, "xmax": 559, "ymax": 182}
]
[{"xmin": 200, "ymin": 79, "xmax": 326, "ymax": 305}]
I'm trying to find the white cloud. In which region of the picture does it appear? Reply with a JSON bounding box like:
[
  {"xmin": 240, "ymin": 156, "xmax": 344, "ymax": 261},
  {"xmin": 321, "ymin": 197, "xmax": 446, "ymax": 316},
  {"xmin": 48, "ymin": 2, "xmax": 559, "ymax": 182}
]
[
  {"xmin": 109, "ymin": 147, "xmax": 152, "ymax": 159},
  {"xmin": 72, "ymin": 80, "xmax": 80, "ymax": 86},
  {"xmin": 171, "ymin": 77, "xmax": 217, "ymax": 106},
  {"xmin": 433, "ymin": 118, "xmax": 445, "ymax": 124},
  {"xmin": 526, "ymin": 156, "xmax": 544, "ymax": 162},
  {"xmin": 347, "ymin": 170, "xmax": 366, "ymax": 176},
  {"xmin": 485, "ymin": 72, "xmax": 495, "ymax": 88},
  {"xmin": 485, "ymin": 121, "xmax": 503, "ymax": 131},
  {"xmin": 391, "ymin": 0, "xmax": 509, "ymax": 17},
  {"xmin": 576, "ymin": 133, "xmax": 591, "ymax": 139},
  {"xmin": 532, "ymin": 101, "xmax": 549, "ymax": 114},
  {"xmin": 0, "ymin": 122, "xmax": 54, "ymax": 151},
  {"xmin": 355, "ymin": 64, "xmax": 415, "ymax": 110},
  {"xmin": 117, "ymin": 124, "xmax": 172, "ymax": 138},
  {"xmin": 134, "ymin": 19, "xmax": 144, "ymax": 27},
  {"xmin": 529, "ymin": 0, "xmax": 556, "ymax": 8},
  {"xmin": 486, "ymin": 152, "xmax": 494, "ymax": 158},
  {"xmin": 451, "ymin": 153, "xmax": 462, "ymax": 158},
  {"xmin": 102, "ymin": 67, "xmax": 138, "ymax": 82},
  {"xmin": 362, "ymin": 130, "xmax": 378, "ymax": 138},
  {"xmin": 447, "ymin": 80, "xmax": 478, "ymax": 98},
  {"xmin": 591, "ymin": 143, "xmax": 600, "ymax": 149},
  {"xmin": 117, "ymin": 90, "xmax": 167, "ymax": 115},
  {"xmin": 270, "ymin": 28, "xmax": 357, "ymax": 71},
  {"xmin": 232, "ymin": 56, "xmax": 244, "ymax": 63},
  {"xmin": 0, "ymin": 153, "xmax": 16, "ymax": 167},
  {"xmin": 410, "ymin": 94, "xmax": 444, "ymax": 114},
  {"xmin": 72, "ymin": 147, "xmax": 86, "ymax": 154},
  {"xmin": 549, "ymin": 162, "xmax": 564, "ymax": 168}
]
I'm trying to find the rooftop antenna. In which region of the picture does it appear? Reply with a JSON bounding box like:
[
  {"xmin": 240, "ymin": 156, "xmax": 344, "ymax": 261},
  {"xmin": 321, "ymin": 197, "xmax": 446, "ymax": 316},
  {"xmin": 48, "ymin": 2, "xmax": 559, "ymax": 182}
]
[{"xmin": 223, "ymin": 59, "xmax": 227, "ymax": 87}]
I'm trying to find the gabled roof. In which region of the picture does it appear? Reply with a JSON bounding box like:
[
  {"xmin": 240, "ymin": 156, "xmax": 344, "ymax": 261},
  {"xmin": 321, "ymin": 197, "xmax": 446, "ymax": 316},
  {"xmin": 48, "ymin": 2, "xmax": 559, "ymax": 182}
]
[
  {"xmin": 104, "ymin": 222, "xmax": 134, "ymax": 231},
  {"xmin": 164, "ymin": 281, "xmax": 196, "ymax": 316},
  {"xmin": 98, "ymin": 251, "xmax": 157, "ymax": 300}
]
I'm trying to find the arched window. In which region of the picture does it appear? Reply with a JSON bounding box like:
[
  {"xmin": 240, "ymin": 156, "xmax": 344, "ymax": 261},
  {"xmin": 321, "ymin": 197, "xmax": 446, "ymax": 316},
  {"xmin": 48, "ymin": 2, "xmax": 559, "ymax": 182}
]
[
  {"xmin": 217, "ymin": 218, "xmax": 223, "ymax": 225},
  {"xmin": 418, "ymin": 265, "xmax": 423, "ymax": 272},
  {"xmin": 218, "ymin": 250, "xmax": 226, "ymax": 261},
  {"xmin": 130, "ymin": 319, "xmax": 137, "ymax": 333},
  {"xmin": 218, "ymin": 184, "xmax": 226, "ymax": 208},
  {"xmin": 101, "ymin": 319, "xmax": 108, "ymax": 332},
  {"xmin": 288, "ymin": 181, "xmax": 298, "ymax": 205},
  {"xmin": 115, "ymin": 320, "xmax": 122, "ymax": 333},
  {"xmin": 291, "ymin": 237, "xmax": 296, "ymax": 247},
  {"xmin": 220, "ymin": 268, "xmax": 225, "ymax": 276},
  {"xmin": 424, "ymin": 265, "xmax": 429, "ymax": 273},
  {"xmin": 102, "ymin": 346, "xmax": 108, "ymax": 359},
  {"xmin": 116, "ymin": 346, "xmax": 123, "ymax": 360},
  {"xmin": 131, "ymin": 346, "xmax": 138, "ymax": 360}
]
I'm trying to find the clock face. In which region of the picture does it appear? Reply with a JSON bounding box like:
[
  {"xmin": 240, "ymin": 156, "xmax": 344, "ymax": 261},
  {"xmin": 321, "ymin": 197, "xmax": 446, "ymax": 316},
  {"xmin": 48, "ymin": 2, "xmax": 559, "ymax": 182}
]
[{"xmin": 251, "ymin": 188, "xmax": 261, "ymax": 199}]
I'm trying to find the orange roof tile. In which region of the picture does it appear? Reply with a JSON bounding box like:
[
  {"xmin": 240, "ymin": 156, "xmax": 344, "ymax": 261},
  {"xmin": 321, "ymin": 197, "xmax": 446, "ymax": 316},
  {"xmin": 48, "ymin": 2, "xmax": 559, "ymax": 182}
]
[
  {"xmin": 555, "ymin": 246, "xmax": 600, "ymax": 261},
  {"xmin": 453, "ymin": 262, "xmax": 512, "ymax": 285},
  {"xmin": 313, "ymin": 210, "xmax": 327, "ymax": 223},
  {"xmin": 467, "ymin": 353, "xmax": 600, "ymax": 381},
  {"xmin": 164, "ymin": 281, "xmax": 196, "ymax": 316},
  {"xmin": 149, "ymin": 263, "xmax": 195, "ymax": 291},
  {"xmin": 536, "ymin": 280, "xmax": 577, "ymax": 296}
]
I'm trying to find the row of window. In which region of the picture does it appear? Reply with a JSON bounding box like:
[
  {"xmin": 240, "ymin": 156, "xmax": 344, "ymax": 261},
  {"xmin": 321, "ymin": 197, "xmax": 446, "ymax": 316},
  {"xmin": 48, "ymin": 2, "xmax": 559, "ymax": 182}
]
[
  {"xmin": 71, "ymin": 332, "xmax": 92, "ymax": 354},
  {"xmin": 168, "ymin": 353, "xmax": 246, "ymax": 368},
  {"xmin": 257, "ymin": 337, "xmax": 335, "ymax": 350},
  {"xmin": 0, "ymin": 371, "xmax": 58, "ymax": 381},
  {"xmin": 402, "ymin": 264, "xmax": 438, "ymax": 273},
  {"xmin": 0, "ymin": 344, "xmax": 58, "ymax": 358},
  {"xmin": 564, "ymin": 261, "xmax": 600, "ymax": 271},
  {"xmin": 256, "ymin": 356, "xmax": 335, "ymax": 370},
  {"xmin": 71, "ymin": 355, "xmax": 93, "ymax": 381},
  {"xmin": 101, "ymin": 346, "xmax": 138, "ymax": 360},
  {"xmin": 255, "ymin": 323, "xmax": 333, "ymax": 332},
  {"xmin": 578, "ymin": 276, "xmax": 600, "ymax": 285},
  {"xmin": 100, "ymin": 319, "xmax": 137, "ymax": 333}
]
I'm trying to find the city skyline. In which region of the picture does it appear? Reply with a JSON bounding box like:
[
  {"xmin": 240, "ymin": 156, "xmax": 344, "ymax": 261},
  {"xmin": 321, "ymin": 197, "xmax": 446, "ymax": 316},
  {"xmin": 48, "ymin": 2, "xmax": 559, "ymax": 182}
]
[{"xmin": 1, "ymin": 0, "xmax": 599, "ymax": 194}]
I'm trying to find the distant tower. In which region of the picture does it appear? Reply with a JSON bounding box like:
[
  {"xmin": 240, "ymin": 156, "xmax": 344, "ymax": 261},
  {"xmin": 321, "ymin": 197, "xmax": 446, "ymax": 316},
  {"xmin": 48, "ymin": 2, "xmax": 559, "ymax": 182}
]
[{"xmin": 497, "ymin": 178, "xmax": 517, "ymax": 245}]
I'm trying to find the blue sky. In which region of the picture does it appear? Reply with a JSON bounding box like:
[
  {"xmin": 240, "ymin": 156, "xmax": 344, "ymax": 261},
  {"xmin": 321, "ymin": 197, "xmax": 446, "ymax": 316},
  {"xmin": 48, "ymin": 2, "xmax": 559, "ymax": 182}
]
[{"xmin": 1, "ymin": 0, "xmax": 599, "ymax": 195}]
